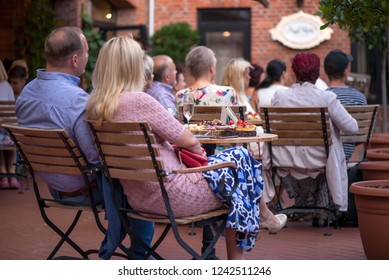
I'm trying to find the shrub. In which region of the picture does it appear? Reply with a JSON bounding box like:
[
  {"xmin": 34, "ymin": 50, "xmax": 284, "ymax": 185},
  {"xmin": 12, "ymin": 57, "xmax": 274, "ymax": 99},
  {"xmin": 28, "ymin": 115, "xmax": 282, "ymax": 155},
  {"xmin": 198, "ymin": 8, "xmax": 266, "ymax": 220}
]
[{"xmin": 150, "ymin": 22, "xmax": 200, "ymax": 65}]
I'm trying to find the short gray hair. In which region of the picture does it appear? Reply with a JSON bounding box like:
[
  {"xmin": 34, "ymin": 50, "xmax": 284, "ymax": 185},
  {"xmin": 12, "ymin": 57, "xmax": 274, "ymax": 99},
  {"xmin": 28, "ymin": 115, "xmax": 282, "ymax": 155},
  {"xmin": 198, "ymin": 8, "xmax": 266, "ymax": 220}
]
[
  {"xmin": 185, "ymin": 46, "xmax": 216, "ymax": 79},
  {"xmin": 144, "ymin": 54, "xmax": 154, "ymax": 81}
]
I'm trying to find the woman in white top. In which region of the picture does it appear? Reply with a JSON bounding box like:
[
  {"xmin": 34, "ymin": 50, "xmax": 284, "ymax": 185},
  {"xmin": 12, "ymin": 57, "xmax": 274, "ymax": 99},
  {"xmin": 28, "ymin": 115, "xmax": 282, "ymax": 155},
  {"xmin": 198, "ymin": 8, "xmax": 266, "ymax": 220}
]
[{"xmin": 256, "ymin": 59, "xmax": 288, "ymax": 110}]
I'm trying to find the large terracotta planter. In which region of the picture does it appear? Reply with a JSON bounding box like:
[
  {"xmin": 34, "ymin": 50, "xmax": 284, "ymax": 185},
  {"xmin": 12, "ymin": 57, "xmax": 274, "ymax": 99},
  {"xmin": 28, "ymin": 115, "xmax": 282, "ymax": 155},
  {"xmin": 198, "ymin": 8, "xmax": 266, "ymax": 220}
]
[
  {"xmin": 350, "ymin": 180, "xmax": 389, "ymax": 260},
  {"xmin": 366, "ymin": 148, "xmax": 389, "ymax": 161},
  {"xmin": 369, "ymin": 133, "xmax": 389, "ymax": 149},
  {"xmin": 359, "ymin": 161, "xmax": 389, "ymax": 180}
]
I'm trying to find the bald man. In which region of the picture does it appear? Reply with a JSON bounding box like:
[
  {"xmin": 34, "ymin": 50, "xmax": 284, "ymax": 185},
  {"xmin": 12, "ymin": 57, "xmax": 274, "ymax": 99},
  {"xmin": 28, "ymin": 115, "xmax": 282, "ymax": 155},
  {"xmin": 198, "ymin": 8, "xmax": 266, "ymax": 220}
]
[{"xmin": 146, "ymin": 54, "xmax": 178, "ymax": 117}]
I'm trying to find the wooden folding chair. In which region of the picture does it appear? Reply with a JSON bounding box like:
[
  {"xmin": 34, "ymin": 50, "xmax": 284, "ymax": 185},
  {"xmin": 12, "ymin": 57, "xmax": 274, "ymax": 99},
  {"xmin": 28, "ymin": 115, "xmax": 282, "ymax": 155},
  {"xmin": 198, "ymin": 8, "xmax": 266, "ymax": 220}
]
[
  {"xmin": 340, "ymin": 104, "xmax": 380, "ymax": 166},
  {"xmin": 2, "ymin": 124, "xmax": 119, "ymax": 259},
  {"xmin": 88, "ymin": 120, "xmax": 238, "ymax": 260},
  {"xmin": 261, "ymin": 106, "xmax": 336, "ymax": 235}
]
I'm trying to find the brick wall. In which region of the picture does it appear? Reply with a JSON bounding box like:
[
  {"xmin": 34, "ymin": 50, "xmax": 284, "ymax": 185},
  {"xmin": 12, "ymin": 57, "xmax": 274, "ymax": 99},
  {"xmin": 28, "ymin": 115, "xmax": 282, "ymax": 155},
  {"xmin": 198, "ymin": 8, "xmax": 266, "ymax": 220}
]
[
  {"xmin": 0, "ymin": 0, "xmax": 86, "ymax": 61},
  {"xmin": 1, "ymin": 0, "xmax": 350, "ymax": 85},
  {"xmin": 0, "ymin": 0, "xmax": 26, "ymax": 61},
  {"xmin": 54, "ymin": 0, "xmax": 85, "ymax": 27},
  {"xmin": 149, "ymin": 0, "xmax": 350, "ymax": 85}
]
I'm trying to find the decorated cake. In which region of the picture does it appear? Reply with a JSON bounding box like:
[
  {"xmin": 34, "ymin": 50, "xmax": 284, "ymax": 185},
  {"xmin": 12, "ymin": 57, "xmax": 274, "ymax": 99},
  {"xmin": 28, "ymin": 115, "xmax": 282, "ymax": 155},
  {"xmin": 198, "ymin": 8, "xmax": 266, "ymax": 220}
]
[
  {"xmin": 246, "ymin": 112, "xmax": 261, "ymax": 121},
  {"xmin": 235, "ymin": 119, "xmax": 257, "ymax": 137}
]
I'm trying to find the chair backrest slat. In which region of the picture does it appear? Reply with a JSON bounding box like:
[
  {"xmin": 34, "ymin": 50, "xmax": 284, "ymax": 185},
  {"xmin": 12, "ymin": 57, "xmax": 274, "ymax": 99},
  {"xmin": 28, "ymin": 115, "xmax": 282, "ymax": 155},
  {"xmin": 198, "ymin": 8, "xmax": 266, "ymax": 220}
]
[
  {"xmin": 100, "ymin": 144, "xmax": 159, "ymax": 157},
  {"xmin": 13, "ymin": 134, "xmax": 69, "ymax": 147},
  {"xmin": 96, "ymin": 132, "xmax": 156, "ymax": 145},
  {"xmin": 270, "ymin": 122, "xmax": 323, "ymax": 130},
  {"xmin": 109, "ymin": 168, "xmax": 159, "ymax": 181},
  {"xmin": 105, "ymin": 156, "xmax": 157, "ymax": 169},
  {"xmin": 27, "ymin": 154, "xmax": 80, "ymax": 166},
  {"xmin": 19, "ymin": 144, "xmax": 75, "ymax": 157},
  {"xmin": 30, "ymin": 163, "xmax": 83, "ymax": 175}
]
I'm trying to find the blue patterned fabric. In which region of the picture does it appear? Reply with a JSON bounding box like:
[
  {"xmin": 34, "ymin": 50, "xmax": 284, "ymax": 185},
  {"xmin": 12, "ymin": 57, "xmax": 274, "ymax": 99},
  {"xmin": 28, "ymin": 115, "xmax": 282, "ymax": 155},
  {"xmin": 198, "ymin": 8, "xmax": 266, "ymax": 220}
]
[{"xmin": 202, "ymin": 146, "xmax": 263, "ymax": 251}]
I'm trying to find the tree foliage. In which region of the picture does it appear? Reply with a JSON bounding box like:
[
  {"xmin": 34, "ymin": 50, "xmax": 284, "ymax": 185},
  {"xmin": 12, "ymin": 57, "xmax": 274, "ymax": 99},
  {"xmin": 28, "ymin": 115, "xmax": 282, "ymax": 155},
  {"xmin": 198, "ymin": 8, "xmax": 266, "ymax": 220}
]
[
  {"xmin": 150, "ymin": 22, "xmax": 200, "ymax": 66},
  {"xmin": 13, "ymin": 0, "xmax": 59, "ymax": 79},
  {"xmin": 81, "ymin": 10, "xmax": 105, "ymax": 92},
  {"xmin": 317, "ymin": 0, "xmax": 389, "ymax": 54}
]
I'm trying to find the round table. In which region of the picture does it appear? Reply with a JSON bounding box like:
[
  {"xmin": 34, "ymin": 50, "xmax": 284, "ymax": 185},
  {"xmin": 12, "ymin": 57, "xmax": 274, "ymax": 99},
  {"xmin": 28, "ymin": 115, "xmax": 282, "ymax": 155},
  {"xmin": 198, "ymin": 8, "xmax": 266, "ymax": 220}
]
[{"xmin": 197, "ymin": 133, "xmax": 278, "ymax": 145}]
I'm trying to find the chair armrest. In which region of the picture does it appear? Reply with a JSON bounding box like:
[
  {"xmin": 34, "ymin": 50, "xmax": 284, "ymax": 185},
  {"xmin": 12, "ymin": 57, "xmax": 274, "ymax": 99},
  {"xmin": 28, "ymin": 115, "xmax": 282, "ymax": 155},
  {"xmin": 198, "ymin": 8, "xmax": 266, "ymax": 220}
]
[
  {"xmin": 171, "ymin": 162, "xmax": 237, "ymax": 174},
  {"xmin": 171, "ymin": 162, "xmax": 238, "ymax": 199}
]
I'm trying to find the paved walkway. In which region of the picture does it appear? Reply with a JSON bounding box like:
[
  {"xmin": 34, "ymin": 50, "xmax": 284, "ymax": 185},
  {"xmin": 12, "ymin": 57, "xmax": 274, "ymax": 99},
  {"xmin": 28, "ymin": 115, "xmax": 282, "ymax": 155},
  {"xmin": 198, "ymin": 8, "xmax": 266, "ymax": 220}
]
[{"xmin": 0, "ymin": 183, "xmax": 365, "ymax": 260}]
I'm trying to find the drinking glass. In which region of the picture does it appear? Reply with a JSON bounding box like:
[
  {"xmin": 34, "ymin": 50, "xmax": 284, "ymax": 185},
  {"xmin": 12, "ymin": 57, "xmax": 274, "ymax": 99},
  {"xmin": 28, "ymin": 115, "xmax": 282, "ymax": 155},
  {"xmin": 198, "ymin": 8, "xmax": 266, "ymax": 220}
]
[{"xmin": 183, "ymin": 94, "xmax": 195, "ymax": 126}]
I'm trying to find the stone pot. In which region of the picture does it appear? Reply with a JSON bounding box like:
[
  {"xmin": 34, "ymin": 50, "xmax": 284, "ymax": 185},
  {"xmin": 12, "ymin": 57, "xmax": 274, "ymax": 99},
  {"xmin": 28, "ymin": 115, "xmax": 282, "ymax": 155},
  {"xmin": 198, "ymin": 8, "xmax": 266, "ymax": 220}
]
[
  {"xmin": 366, "ymin": 148, "xmax": 389, "ymax": 161},
  {"xmin": 369, "ymin": 133, "xmax": 389, "ymax": 149},
  {"xmin": 350, "ymin": 180, "xmax": 389, "ymax": 260},
  {"xmin": 359, "ymin": 161, "xmax": 389, "ymax": 180}
]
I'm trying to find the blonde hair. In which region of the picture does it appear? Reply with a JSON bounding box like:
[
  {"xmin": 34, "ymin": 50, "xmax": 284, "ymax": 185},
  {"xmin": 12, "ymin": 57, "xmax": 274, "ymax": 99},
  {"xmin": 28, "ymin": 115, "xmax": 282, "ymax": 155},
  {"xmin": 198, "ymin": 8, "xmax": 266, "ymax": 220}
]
[
  {"xmin": 0, "ymin": 60, "xmax": 8, "ymax": 82},
  {"xmin": 222, "ymin": 58, "xmax": 252, "ymax": 106},
  {"xmin": 86, "ymin": 36, "xmax": 145, "ymax": 126}
]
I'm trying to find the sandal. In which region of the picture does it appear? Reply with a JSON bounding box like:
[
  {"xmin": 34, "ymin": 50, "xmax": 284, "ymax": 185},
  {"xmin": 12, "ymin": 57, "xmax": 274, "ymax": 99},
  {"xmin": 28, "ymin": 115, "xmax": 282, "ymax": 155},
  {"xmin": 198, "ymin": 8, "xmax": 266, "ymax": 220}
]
[
  {"xmin": 10, "ymin": 177, "xmax": 21, "ymax": 189},
  {"xmin": 0, "ymin": 177, "xmax": 10, "ymax": 188},
  {"xmin": 260, "ymin": 213, "xmax": 287, "ymax": 233}
]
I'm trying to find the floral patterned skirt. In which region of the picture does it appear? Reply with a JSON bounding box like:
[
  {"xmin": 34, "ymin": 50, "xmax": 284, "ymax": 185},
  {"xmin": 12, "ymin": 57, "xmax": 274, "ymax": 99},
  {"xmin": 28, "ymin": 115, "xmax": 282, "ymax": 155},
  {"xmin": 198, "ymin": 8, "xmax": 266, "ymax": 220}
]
[{"xmin": 202, "ymin": 146, "xmax": 263, "ymax": 251}]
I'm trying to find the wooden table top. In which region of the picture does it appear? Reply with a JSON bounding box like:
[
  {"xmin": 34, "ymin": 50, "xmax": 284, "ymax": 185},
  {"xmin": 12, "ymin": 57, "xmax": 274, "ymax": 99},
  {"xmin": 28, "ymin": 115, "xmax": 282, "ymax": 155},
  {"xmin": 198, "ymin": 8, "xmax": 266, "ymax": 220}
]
[{"xmin": 197, "ymin": 133, "xmax": 278, "ymax": 144}]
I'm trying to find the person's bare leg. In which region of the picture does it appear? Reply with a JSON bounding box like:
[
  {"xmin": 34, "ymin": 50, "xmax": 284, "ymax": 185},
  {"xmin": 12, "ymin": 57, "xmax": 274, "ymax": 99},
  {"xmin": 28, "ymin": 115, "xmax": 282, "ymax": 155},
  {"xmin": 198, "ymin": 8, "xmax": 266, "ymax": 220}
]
[
  {"xmin": 0, "ymin": 151, "xmax": 7, "ymax": 173},
  {"xmin": 4, "ymin": 150, "xmax": 16, "ymax": 174},
  {"xmin": 260, "ymin": 198, "xmax": 273, "ymax": 218},
  {"xmin": 225, "ymin": 229, "xmax": 244, "ymax": 260},
  {"xmin": 260, "ymin": 199, "xmax": 287, "ymax": 232}
]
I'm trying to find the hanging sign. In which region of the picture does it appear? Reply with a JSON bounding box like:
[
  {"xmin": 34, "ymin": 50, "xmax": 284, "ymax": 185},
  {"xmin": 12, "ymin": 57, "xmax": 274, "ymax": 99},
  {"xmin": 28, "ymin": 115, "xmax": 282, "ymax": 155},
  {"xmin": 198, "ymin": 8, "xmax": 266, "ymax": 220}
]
[{"xmin": 269, "ymin": 10, "xmax": 333, "ymax": 50}]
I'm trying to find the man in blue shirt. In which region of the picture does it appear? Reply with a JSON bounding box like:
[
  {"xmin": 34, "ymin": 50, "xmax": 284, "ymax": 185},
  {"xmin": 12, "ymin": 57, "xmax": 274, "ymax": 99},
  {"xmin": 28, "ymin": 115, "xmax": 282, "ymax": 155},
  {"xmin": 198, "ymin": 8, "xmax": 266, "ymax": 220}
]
[
  {"xmin": 16, "ymin": 26, "xmax": 154, "ymax": 259},
  {"xmin": 324, "ymin": 49, "xmax": 367, "ymax": 162},
  {"xmin": 146, "ymin": 55, "xmax": 178, "ymax": 117}
]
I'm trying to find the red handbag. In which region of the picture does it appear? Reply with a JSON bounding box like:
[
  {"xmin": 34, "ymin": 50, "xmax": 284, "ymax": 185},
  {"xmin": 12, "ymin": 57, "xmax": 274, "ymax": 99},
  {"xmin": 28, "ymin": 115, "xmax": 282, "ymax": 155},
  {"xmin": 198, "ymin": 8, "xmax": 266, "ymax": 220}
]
[{"xmin": 173, "ymin": 145, "xmax": 208, "ymax": 168}]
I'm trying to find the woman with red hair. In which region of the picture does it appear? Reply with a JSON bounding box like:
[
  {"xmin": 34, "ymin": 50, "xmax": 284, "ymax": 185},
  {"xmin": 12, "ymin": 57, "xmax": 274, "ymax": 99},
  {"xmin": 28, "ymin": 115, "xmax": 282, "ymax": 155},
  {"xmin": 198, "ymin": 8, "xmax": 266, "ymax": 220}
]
[{"xmin": 261, "ymin": 52, "xmax": 358, "ymax": 227}]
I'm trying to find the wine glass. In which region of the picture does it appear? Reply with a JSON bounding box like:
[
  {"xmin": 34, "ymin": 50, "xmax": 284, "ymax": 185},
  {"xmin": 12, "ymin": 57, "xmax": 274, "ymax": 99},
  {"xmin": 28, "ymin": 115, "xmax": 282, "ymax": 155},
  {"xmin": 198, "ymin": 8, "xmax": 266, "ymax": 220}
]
[{"xmin": 183, "ymin": 94, "xmax": 195, "ymax": 127}]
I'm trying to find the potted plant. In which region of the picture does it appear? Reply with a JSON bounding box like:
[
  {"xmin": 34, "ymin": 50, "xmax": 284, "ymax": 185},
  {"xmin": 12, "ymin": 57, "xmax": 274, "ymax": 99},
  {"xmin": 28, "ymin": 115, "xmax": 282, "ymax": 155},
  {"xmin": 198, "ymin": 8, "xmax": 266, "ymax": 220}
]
[
  {"xmin": 359, "ymin": 161, "xmax": 389, "ymax": 180},
  {"xmin": 366, "ymin": 148, "xmax": 389, "ymax": 161},
  {"xmin": 369, "ymin": 133, "xmax": 389, "ymax": 149},
  {"xmin": 350, "ymin": 180, "xmax": 389, "ymax": 259}
]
